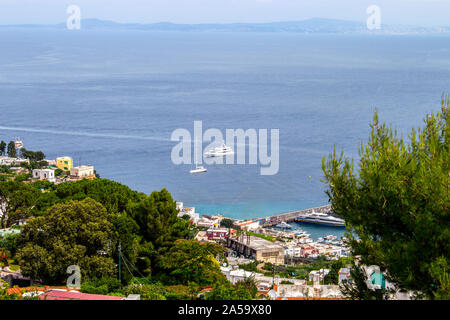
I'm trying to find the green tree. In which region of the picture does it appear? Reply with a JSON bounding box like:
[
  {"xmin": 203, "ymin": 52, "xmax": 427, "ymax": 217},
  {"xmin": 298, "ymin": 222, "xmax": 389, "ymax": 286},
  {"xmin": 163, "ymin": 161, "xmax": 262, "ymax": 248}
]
[
  {"xmin": 122, "ymin": 283, "xmax": 167, "ymax": 300},
  {"xmin": 16, "ymin": 198, "xmax": 116, "ymax": 284},
  {"xmin": 111, "ymin": 212, "xmax": 140, "ymax": 284},
  {"xmin": 159, "ymin": 239, "xmax": 227, "ymax": 286},
  {"xmin": 129, "ymin": 188, "xmax": 190, "ymax": 275},
  {"xmin": 204, "ymin": 278, "xmax": 258, "ymax": 300},
  {"xmin": 324, "ymin": 257, "xmax": 353, "ymax": 285},
  {"xmin": 220, "ymin": 218, "xmax": 235, "ymax": 229},
  {"xmin": 339, "ymin": 261, "xmax": 391, "ymax": 300},
  {"xmin": 7, "ymin": 141, "xmax": 16, "ymax": 158},
  {"xmin": 322, "ymin": 96, "xmax": 449, "ymax": 299},
  {"xmin": 0, "ymin": 181, "xmax": 41, "ymax": 227},
  {"xmin": 54, "ymin": 178, "xmax": 145, "ymax": 214},
  {"xmin": 20, "ymin": 148, "xmax": 45, "ymax": 162},
  {"xmin": 80, "ymin": 277, "xmax": 123, "ymax": 295},
  {"xmin": 0, "ymin": 141, "xmax": 6, "ymax": 156}
]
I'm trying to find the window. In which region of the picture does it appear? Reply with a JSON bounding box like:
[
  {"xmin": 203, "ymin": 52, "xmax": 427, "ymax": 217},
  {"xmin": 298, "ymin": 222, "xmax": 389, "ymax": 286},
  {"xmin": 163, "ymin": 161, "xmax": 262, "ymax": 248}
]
[{"xmin": 261, "ymin": 251, "xmax": 280, "ymax": 257}]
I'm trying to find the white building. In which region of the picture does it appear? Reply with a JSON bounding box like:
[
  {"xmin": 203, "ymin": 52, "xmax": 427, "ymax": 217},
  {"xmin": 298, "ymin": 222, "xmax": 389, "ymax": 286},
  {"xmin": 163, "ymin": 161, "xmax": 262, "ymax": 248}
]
[
  {"xmin": 176, "ymin": 202, "xmax": 200, "ymax": 224},
  {"xmin": 338, "ymin": 267, "xmax": 352, "ymax": 284},
  {"xmin": 309, "ymin": 269, "xmax": 330, "ymax": 282},
  {"xmin": 235, "ymin": 220, "xmax": 260, "ymax": 231},
  {"xmin": 0, "ymin": 156, "xmax": 29, "ymax": 166},
  {"xmin": 196, "ymin": 216, "xmax": 220, "ymax": 228},
  {"xmin": 70, "ymin": 165, "xmax": 95, "ymax": 178},
  {"xmin": 284, "ymin": 246, "xmax": 303, "ymax": 258},
  {"xmin": 220, "ymin": 266, "xmax": 255, "ymax": 284},
  {"xmin": 32, "ymin": 169, "xmax": 56, "ymax": 182}
]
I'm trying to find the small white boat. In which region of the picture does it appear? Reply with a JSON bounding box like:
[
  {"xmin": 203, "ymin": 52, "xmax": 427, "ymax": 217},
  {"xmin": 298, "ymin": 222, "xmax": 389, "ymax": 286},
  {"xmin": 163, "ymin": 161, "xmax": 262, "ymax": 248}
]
[
  {"xmin": 190, "ymin": 166, "xmax": 207, "ymax": 174},
  {"xmin": 294, "ymin": 230, "xmax": 310, "ymax": 238},
  {"xmin": 275, "ymin": 221, "xmax": 292, "ymax": 229},
  {"xmin": 204, "ymin": 143, "xmax": 234, "ymax": 157},
  {"xmin": 191, "ymin": 138, "xmax": 207, "ymax": 174}
]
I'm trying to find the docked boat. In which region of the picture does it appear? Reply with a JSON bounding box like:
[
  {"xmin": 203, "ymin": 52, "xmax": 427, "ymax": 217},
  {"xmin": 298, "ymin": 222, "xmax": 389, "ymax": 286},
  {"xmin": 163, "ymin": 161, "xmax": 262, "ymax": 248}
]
[
  {"xmin": 275, "ymin": 221, "xmax": 292, "ymax": 229},
  {"xmin": 295, "ymin": 211, "xmax": 345, "ymax": 227},
  {"xmin": 204, "ymin": 143, "xmax": 234, "ymax": 157},
  {"xmin": 294, "ymin": 230, "xmax": 310, "ymax": 238}
]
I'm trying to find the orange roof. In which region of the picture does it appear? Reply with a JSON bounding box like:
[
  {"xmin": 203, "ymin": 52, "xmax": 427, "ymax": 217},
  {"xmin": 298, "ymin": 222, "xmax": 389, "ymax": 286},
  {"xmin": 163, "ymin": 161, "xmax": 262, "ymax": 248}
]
[{"xmin": 7, "ymin": 286, "xmax": 50, "ymax": 296}]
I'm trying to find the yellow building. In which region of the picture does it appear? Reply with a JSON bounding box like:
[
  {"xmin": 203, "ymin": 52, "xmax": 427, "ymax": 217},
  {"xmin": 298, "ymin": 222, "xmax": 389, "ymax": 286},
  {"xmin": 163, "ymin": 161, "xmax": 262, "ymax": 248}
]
[{"xmin": 56, "ymin": 156, "xmax": 73, "ymax": 171}]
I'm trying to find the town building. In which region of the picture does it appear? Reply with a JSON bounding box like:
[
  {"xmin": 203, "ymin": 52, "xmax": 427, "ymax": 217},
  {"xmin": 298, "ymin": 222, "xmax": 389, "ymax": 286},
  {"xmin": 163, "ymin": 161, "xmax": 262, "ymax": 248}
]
[
  {"xmin": 274, "ymin": 284, "xmax": 345, "ymax": 299},
  {"xmin": 176, "ymin": 202, "xmax": 200, "ymax": 224},
  {"xmin": 194, "ymin": 230, "xmax": 208, "ymax": 242},
  {"xmin": 0, "ymin": 156, "xmax": 29, "ymax": 166},
  {"xmin": 234, "ymin": 220, "xmax": 260, "ymax": 231},
  {"xmin": 206, "ymin": 228, "xmax": 229, "ymax": 242},
  {"xmin": 220, "ymin": 266, "xmax": 255, "ymax": 284},
  {"xmin": 227, "ymin": 235, "xmax": 285, "ymax": 265},
  {"xmin": 56, "ymin": 156, "xmax": 73, "ymax": 171},
  {"xmin": 338, "ymin": 267, "xmax": 352, "ymax": 284},
  {"xmin": 32, "ymin": 168, "xmax": 56, "ymax": 182},
  {"xmin": 70, "ymin": 165, "xmax": 95, "ymax": 179},
  {"xmin": 299, "ymin": 245, "xmax": 319, "ymax": 258},
  {"xmin": 309, "ymin": 269, "xmax": 330, "ymax": 282},
  {"xmin": 196, "ymin": 216, "xmax": 220, "ymax": 229}
]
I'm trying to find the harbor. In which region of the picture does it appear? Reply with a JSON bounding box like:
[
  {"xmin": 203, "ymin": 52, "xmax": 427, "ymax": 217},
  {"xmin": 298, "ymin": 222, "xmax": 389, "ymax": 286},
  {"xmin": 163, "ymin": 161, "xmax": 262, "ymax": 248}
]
[{"xmin": 259, "ymin": 204, "xmax": 334, "ymax": 227}]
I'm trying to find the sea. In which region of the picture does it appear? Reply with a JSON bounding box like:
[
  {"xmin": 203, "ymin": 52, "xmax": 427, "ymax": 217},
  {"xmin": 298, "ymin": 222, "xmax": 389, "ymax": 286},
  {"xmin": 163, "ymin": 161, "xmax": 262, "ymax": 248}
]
[{"xmin": 0, "ymin": 29, "xmax": 449, "ymax": 239}]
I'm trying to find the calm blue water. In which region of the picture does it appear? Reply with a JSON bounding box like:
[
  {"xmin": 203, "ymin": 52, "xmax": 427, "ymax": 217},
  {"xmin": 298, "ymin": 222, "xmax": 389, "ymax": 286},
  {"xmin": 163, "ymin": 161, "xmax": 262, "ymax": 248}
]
[{"xmin": 0, "ymin": 29, "xmax": 449, "ymax": 223}]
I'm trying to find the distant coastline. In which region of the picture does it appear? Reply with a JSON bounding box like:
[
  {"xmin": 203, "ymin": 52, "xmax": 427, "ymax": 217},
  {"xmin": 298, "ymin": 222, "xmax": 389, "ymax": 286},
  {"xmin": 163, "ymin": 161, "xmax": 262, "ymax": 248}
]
[{"xmin": 1, "ymin": 18, "xmax": 450, "ymax": 35}]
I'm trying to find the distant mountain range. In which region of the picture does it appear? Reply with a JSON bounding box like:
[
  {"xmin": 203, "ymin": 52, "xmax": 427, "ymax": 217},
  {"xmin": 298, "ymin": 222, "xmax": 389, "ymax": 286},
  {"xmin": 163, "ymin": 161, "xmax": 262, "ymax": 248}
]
[{"xmin": 2, "ymin": 18, "xmax": 450, "ymax": 35}]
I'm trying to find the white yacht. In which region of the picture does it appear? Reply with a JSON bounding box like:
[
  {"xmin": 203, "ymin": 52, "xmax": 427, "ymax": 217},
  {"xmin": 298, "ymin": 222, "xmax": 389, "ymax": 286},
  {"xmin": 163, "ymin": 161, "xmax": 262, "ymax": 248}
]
[
  {"xmin": 295, "ymin": 211, "xmax": 345, "ymax": 227},
  {"xmin": 204, "ymin": 143, "xmax": 234, "ymax": 157}
]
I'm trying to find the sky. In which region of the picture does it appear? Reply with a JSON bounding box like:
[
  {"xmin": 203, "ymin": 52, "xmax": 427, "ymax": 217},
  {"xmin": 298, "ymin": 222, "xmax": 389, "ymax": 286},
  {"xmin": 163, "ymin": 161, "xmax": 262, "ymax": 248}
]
[{"xmin": 0, "ymin": 0, "xmax": 449, "ymax": 26}]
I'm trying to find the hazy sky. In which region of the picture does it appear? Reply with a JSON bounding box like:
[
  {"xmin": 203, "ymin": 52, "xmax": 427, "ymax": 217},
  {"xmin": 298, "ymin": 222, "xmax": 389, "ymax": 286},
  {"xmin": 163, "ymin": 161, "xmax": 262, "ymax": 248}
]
[{"xmin": 0, "ymin": 0, "xmax": 449, "ymax": 26}]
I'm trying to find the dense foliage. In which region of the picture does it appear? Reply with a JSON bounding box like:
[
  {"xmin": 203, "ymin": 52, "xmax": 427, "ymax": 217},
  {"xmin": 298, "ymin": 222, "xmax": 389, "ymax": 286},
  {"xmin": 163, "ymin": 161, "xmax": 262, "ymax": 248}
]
[
  {"xmin": 16, "ymin": 198, "xmax": 116, "ymax": 284},
  {"xmin": 322, "ymin": 96, "xmax": 449, "ymax": 299},
  {"xmin": 204, "ymin": 278, "xmax": 258, "ymax": 300},
  {"xmin": 159, "ymin": 239, "xmax": 226, "ymax": 286},
  {"xmin": 0, "ymin": 177, "xmax": 227, "ymax": 297}
]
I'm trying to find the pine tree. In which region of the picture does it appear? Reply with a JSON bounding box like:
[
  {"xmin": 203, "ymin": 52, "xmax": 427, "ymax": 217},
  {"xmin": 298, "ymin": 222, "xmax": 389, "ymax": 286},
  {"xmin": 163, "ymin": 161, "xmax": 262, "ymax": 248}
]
[
  {"xmin": 7, "ymin": 141, "xmax": 16, "ymax": 158},
  {"xmin": 0, "ymin": 141, "xmax": 6, "ymax": 156},
  {"xmin": 322, "ymin": 95, "xmax": 449, "ymax": 299}
]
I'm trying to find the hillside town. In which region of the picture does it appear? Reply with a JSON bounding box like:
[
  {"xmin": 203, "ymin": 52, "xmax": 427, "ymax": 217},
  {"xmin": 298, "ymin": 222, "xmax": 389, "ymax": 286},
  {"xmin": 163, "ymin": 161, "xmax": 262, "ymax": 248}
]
[{"xmin": 0, "ymin": 137, "xmax": 440, "ymax": 300}]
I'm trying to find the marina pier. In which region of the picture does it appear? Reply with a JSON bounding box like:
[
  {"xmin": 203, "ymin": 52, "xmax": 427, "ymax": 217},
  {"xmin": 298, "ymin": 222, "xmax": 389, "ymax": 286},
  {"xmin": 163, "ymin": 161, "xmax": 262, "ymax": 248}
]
[{"xmin": 259, "ymin": 205, "xmax": 332, "ymax": 227}]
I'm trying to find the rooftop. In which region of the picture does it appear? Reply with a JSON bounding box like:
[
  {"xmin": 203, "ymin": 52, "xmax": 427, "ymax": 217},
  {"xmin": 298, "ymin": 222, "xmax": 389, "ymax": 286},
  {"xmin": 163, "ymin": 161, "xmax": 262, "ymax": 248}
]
[
  {"xmin": 40, "ymin": 289, "xmax": 124, "ymax": 300},
  {"xmin": 232, "ymin": 236, "xmax": 284, "ymax": 251}
]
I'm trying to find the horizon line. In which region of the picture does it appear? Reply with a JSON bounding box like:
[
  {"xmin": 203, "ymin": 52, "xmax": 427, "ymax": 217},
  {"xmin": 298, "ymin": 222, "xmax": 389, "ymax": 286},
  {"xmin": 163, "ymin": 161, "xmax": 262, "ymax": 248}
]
[{"xmin": 0, "ymin": 17, "xmax": 448, "ymax": 28}]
